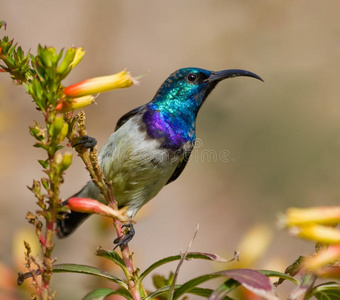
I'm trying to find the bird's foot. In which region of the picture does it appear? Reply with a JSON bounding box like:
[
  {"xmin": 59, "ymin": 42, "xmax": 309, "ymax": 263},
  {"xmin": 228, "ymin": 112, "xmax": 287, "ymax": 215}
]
[
  {"xmin": 113, "ymin": 223, "xmax": 135, "ymax": 250},
  {"xmin": 73, "ymin": 135, "xmax": 97, "ymax": 151}
]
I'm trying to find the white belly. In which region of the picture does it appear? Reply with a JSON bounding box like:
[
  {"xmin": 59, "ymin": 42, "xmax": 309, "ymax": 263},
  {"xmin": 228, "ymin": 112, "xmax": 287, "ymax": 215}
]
[{"xmin": 98, "ymin": 117, "xmax": 181, "ymax": 217}]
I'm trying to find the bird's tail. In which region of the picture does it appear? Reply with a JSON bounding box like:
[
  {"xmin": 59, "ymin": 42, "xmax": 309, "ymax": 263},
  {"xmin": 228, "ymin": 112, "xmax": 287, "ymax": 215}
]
[
  {"xmin": 56, "ymin": 207, "xmax": 90, "ymax": 238},
  {"xmin": 56, "ymin": 181, "xmax": 100, "ymax": 238}
]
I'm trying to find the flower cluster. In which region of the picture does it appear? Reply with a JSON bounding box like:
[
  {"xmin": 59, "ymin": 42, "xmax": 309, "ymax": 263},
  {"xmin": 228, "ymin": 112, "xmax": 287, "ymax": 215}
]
[
  {"xmin": 282, "ymin": 206, "xmax": 340, "ymax": 277},
  {"xmin": 57, "ymin": 69, "xmax": 137, "ymax": 113}
]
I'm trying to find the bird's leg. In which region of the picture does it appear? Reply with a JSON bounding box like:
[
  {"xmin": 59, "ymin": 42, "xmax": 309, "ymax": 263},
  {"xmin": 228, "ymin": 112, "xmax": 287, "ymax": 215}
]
[
  {"xmin": 73, "ymin": 135, "xmax": 97, "ymax": 151},
  {"xmin": 113, "ymin": 223, "xmax": 135, "ymax": 250}
]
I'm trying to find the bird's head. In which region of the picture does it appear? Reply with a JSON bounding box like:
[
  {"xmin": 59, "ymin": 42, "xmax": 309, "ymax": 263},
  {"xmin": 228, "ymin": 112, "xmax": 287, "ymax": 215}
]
[
  {"xmin": 143, "ymin": 67, "xmax": 262, "ymax": 150},
  {"xmin": 150, "ymin": 67, "xmax": 263, "ymax": 116}
]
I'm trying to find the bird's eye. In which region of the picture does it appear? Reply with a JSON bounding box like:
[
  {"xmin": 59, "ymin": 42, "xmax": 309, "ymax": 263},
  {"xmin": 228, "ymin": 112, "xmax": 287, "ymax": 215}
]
[{"xmin": 187, "ymin": 73, "xmax": 197, "ymax": 82}]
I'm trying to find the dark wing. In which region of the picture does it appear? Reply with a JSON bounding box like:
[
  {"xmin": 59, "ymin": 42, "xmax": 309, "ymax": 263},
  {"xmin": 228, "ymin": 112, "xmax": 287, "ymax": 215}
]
[
  {"xmin": 115, "ymin": 105, "xmax": 145, "ymax": 131},
  {"xmin": 166, "ymin": 150, "xmax": 192, "ymax": 185}
]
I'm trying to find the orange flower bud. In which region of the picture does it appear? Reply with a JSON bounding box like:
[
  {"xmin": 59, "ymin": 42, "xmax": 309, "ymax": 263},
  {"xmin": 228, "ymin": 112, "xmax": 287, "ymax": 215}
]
[
  {"xmin": 63, "ymin": 69, "xmax": 136, "ymax": 98},
  {"xmin": 303, "ymin": 244, "xmax": 340, "ymax": 272}
]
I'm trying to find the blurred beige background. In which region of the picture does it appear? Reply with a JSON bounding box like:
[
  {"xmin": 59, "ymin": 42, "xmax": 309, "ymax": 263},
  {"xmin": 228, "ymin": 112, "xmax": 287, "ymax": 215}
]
[{"xmin": 1, "ymin": 1, "xmax": 340, "ymax": 299}]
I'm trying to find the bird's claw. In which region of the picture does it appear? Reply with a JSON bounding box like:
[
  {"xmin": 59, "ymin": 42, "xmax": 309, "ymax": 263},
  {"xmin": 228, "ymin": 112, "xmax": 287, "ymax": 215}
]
[
  {"xmin": 113, "ymin": 224, "xmax": 135, "ymax": 250},
  {"xmin": 73, "ymin": 135, "xmax": 97, "ymax": 151}
]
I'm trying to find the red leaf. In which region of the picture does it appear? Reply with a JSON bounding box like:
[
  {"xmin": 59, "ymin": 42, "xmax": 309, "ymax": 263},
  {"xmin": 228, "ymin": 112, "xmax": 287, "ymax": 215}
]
[{"xmin": 220, "ymin": 269, "xmax": 277, "ymax": 300}]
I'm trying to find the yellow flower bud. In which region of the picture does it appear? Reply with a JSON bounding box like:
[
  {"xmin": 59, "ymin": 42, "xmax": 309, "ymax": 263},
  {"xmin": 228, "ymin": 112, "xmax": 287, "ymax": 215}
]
[
  {"xmin": 63, "ymin": 69, "xmax": 136, "ymax": 98},
  {"xmin": 60, "ymin": 152, "xmax": 72, "ymax": 172},
  {"xmin": 56, "ymin": 95, "xmax": 95, "ymax": 113},
  {"xmin": 57, "ymin": 48, "xmax": 76, "ymax": 74},
  {"xmin": 282, "ymin": 206, "xmax": 340, "ymax": 227},
  {"xmin": 234, "ymin": 224, "xmax": 272, "ymax": 268},
  {"xmin": 58, "ymin": 122, "xmax": 69, "ymax": 143},
  {"xmin": 69, "ymin": 47, "xmax": 85, "ymax": 69},
  {"xmin": 290, "ymin": 224, "xmax": 340, "ymax": 244},
  {"xmin": 55, "ymin": 152, "xmax": 63, "ymax": 165},
  {"xmin": 53, "ymin": 115, "xmax": 64, "ymax": 133}
]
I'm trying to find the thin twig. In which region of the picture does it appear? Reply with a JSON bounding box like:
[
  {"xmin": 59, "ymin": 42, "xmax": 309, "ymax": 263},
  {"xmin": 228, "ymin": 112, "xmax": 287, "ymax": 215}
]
[{"xmin": 168, "ymin": 224, "xmax": 200, "ymax": 300}]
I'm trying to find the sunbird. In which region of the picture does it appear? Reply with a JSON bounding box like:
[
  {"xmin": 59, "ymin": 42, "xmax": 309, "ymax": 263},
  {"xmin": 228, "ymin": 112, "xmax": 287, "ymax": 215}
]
[{"xmin": 57, "ymin": 67, "xmax": 263, "ymax": 248}]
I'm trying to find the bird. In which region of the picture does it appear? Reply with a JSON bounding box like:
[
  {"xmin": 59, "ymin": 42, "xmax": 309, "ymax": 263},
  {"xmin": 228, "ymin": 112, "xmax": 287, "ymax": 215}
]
[{"xmin": 57, "ymin": 67, "xmax": 263, "ymax": 248}]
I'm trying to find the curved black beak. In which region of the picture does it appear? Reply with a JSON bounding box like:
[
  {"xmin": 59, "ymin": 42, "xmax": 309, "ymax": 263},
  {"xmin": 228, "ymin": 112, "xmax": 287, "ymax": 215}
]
[{"xmin": 208, "ymin": 69, "xmax": 263, "ymax": 83}]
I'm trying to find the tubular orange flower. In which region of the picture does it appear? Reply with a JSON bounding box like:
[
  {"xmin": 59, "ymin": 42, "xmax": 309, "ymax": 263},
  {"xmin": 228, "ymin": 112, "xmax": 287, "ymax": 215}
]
[
  {"xmin": 282, "ymin": 206, "xmax": 340, "ymax": 227},
  {"xmin": 56, "ymin": 95, "xmax": 95, "ymax": 113},
  {"xmin": 63, "ymin": 69, "xmax": 136, "ymax": 98},
  {"xmin": 315, "ymin": 266, "xmax": 340, "ymax": 279},
  {"xmin": 67, "ymin": 197, "xmax": 130, "ymax": 222},
  {"xmin": 303, "ymin": 244, "xmax": 340, "ymax": 272},
  {"xmin": 290, "ymin": 224, "xmax": 340, "ymax": 244}
]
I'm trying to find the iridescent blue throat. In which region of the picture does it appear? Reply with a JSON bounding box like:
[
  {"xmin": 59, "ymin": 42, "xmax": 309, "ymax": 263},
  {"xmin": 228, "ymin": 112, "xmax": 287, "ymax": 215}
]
[
  {"xmin": 142, "ymin": 107, "xmax": 196, "ymax": 150},
  {"xmin": 142, "ymin": 68, "xmax": 215, "ymax": 150}
]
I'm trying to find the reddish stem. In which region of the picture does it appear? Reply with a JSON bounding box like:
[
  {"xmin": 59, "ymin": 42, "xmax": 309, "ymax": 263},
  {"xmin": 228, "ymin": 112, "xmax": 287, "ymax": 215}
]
[
  {"xmin": 39, "ymin": 233, "xmax": 46, "ymax": 246},
  {"xmin": 113, "ymin": 219, "xmax": 141, "ymax": 300}
]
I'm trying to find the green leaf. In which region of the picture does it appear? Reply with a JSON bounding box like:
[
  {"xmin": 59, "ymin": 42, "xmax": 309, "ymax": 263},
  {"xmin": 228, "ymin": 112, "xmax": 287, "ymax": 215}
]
[
  {"xmin": 34, "ymin": 58, "xmax": 47, "ymax": 81},
  {"xmin": 212, "ymin": 278, "xmax": 241, "ymax": 298},
  {"xmin": 288, "ymin": 274, "xmax": 315, "ymax": 300},
  {"xmin": 146, "ymin": 285, "xmax": 174, "ymax": 300},
  {"xmin": 41, "ymin": 178, "xmax": 49, "ymax": 190},
  {"xmin": 0, "ymin": 63, "xmax": 8, "ymax": 70},
  {"xmin": 82, "ymin": 288, "xmax": 133, "ymax": 300},
  {"xmin": 308, "ymin": 282, "xmax": 340, "ymax": 300},
  {"xmin": 275, "ymin": 256, "xmax": 304, "ymax": 286},
  {"xmin": 29, "ymin": 124, "xmax": 45, "ymax": 141},
  {"xmin": 190, "ymin": 287, "xmax": 233, "ymax": 299},
  {"xmin": 16, "ymin": 46, "xmax": 23, "ymax": 60},
  {"xmin": 139, "ymin": 252, "xmax": 231, "ymax": 284},
  {"xmin": 172, "ymin": 269, "xmax": 278, "ymax": 300},
  {"xmin": 210, "ymin": 269, "xmax": 278, "ymax": 300},
  {"xmin": 146, "ymin": 285, "xmax": 232, "ymax": 300},
  {"xmin": 172, "ymin": 273, "xmax": 222, "ymax": 300},
  {"xmin": 52, "ymin": 263, "xmax": 127, "ymax": 289},
  {"xmin": 38, "ymin": 159, "xmax": 49, "ymax": 169},
  {"xmin": 33, "ymin": 142, "xmax": 49, "ymax": 150},
  {"xmin": 55, "ymin": 144, "xmax": 64, "ymax": 151},
  {"xmin": 152, "ymin": 273, "xmax": 175, "ymax": 289},
  {"xmin": 95, "ymin": 248, "xmax": 127, "ymax": 272},
  {"xmin": 0, "ymin": 21, "xmax": 7, "ymax": 30},
  {"xmin": 259, "ymin": 269, "xmax": 299, "ymax": 286}
]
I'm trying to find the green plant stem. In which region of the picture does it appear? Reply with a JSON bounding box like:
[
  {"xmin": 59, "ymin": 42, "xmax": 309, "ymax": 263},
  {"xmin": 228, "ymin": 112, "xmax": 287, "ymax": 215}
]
[{"xmin": 40, "ymin": 131, "xmax": 61, "ymax": 299}]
